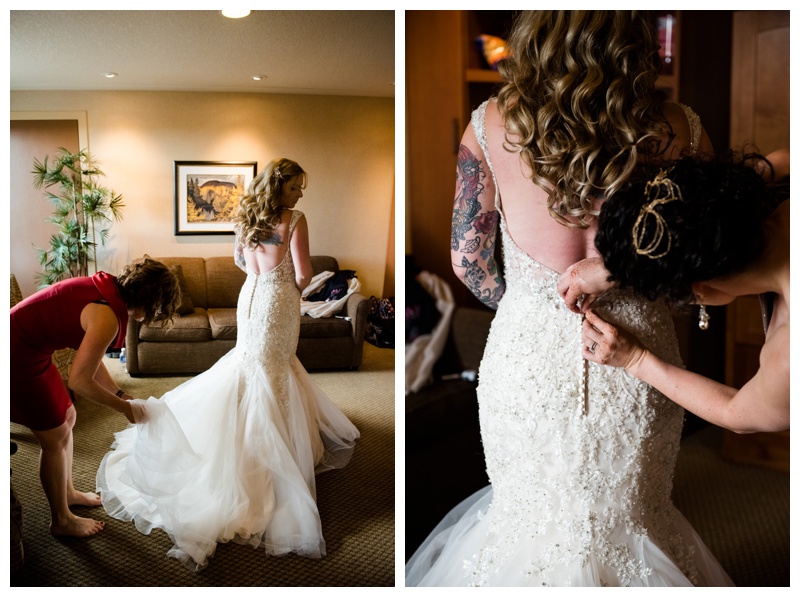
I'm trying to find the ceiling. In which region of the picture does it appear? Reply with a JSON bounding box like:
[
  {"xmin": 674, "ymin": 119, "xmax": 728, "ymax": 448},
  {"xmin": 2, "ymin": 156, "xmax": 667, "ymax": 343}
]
[{"xmin": 10, "ymin": 10, "xmax": 395, "ymax": 98}]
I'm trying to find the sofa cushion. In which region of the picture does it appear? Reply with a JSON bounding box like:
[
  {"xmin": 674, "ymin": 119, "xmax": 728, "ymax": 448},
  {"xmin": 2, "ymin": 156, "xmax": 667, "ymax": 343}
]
[
  {"xmin": 207, "ymin": 308, "xmax": 238, "ymax": 340},
  {"xmin": 156, "ymin": 257, "xmax": 208, "ymax": 308},
  {"xmin": 206, "ymin": 256, "xmax": 246, "ymax": 308},
  {"xmin": 299, "ymin": 315, "xmax": 352, "ymax": 338},
  {"xmin": 310, "ymin": 255, "xmax": 339, "ymax": 276},
  {"xmin": 169, "ymin": 265, "xmax": 195, "ymax": 315},
  {"xmin": 139, "ymin": 310, "xmax": 212, "ymax": 342}
]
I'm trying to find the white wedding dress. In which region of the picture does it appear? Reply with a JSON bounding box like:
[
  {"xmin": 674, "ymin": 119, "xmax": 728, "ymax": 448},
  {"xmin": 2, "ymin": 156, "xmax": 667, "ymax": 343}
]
[
  {"xmin": 97, "ymin": 210, "xmax": 360, "ymax": 570},
  {"xmin": 405, "ymin": 102, "xmax": 734, "ymax": 587}
]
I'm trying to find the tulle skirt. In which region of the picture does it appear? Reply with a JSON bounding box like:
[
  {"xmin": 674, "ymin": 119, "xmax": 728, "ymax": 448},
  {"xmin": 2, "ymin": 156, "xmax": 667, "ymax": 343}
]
[
  {"xmin": 96, "ymin": 350, "xmax": 359, "ymax": 570},
  {"xmin": 405, "ymin": 486, "xmax": 735, "ymax": 587}
]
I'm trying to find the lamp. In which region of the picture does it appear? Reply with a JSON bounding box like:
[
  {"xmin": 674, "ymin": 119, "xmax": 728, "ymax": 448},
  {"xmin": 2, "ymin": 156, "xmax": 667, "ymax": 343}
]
[{"xmin": 222, "ymin": 10, "xmax": 250, "ymax": 19}]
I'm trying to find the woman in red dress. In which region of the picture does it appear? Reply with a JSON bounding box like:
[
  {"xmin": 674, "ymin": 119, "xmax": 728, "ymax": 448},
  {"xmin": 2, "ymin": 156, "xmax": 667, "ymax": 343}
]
[{"xmin": 10, "ymin": 257, "xmax": 181, "ymax": 538}]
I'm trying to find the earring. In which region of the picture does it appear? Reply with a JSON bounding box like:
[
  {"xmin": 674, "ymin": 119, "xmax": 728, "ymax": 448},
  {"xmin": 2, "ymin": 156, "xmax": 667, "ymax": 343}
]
[{"xmin": 698, "ymin": 305, "xmax": 710, "ymax": 330}]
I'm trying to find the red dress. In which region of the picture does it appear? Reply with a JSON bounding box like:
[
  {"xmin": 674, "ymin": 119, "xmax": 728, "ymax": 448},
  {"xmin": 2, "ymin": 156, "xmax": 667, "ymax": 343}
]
[{"xmin": 10, "ymin": 273, "xmax": 129, "ymax": 431}]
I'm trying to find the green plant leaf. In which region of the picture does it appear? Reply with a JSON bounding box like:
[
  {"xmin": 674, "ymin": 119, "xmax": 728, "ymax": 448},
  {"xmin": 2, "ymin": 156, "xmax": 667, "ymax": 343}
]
[{"xmin": 33, "ymin": 147, "xmax": 124, "ymax": 282}]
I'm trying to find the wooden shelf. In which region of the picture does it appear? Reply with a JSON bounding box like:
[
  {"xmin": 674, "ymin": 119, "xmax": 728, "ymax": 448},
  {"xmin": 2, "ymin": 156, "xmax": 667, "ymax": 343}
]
[{"xmin": 466, "ymin": 68, "xmax": 503, "ymax": 83}]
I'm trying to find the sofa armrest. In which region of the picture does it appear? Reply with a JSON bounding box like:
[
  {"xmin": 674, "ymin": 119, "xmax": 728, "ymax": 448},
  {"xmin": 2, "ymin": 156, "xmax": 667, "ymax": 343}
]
[
  {"xmin": 344, "ymin": 292, "xmax": 369, "ymax": 365},
  {"xmin": 345, "ymin": 292, "xmax": 369, "ymax": 339},
  {"xmin": 125, "ymin": 319, "xmax": 142, "ymax": 375}
]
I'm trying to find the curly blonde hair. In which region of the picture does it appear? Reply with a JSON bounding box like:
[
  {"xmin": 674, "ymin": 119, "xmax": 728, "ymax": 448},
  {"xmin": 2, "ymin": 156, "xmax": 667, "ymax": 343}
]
[
  {"xmin": 234, "ymin": 158, "xmax": 307, "ymax": 249},
  {"xmin": 116, "ymin": 256, "xmax": 180, "ymax": 327},
  {"xmin": 496, "ymin": 11, "xmax": 667, "ymax": 228}
]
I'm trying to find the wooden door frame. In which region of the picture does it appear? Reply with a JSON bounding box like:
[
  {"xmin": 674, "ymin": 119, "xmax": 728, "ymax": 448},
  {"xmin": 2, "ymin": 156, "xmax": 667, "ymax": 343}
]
[{"xmin": 11, "ymin": 110, "xmax": 89, "ymax": 150}]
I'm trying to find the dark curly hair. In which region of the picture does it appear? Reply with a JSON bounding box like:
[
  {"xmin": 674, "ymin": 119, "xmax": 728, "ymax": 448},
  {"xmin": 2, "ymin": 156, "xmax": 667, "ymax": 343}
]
[
  {"xmin": 116, "ymin": 256, "xmax": 181, "ymax": 326},
  {"xmin": 595, "ymin": 153, "xmax": 780, "ymax": 305}
]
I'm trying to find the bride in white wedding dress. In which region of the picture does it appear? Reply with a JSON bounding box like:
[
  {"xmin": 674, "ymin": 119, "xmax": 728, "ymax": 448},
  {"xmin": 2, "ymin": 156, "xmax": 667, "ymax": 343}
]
[
  {"xmin": 406, "ymin": 12, "xmax": 733, "ymax": 587},
  {"xmin": 97, "ymin": 158, "xmax": 359, "ymax": 570}
]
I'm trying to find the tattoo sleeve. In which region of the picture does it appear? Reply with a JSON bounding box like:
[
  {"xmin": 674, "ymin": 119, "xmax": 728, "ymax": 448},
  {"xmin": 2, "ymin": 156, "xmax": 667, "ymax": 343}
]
[
  {"xmin": 451, "ymin": 143, "xmax": 506, "ymax": 310},
  {"xmin": 234, "ymin": 236, "xmax": 247, "ymax": 272}
]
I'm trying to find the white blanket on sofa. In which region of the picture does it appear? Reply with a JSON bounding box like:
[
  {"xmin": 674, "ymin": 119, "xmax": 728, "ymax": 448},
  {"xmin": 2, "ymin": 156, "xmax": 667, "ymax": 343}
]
[{"xmin": 300, "ymin": 271, "xmax": 362, "ymax": 318}]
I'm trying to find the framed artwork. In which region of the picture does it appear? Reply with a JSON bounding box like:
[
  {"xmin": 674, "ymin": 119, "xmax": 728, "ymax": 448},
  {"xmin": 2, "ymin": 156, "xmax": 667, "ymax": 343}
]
[{"xmin": 174, "ymin": 161, "xmax": 257, "ymax": 235}]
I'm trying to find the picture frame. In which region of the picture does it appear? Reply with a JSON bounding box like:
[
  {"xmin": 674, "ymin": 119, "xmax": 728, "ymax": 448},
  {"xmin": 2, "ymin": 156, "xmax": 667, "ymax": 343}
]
[{"xmin": 174, "ymin": 161, "xmax": 257, "ymax": 235}]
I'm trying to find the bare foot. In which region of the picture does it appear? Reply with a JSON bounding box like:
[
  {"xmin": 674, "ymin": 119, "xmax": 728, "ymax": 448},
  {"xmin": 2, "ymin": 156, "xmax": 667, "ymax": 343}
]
[
  {"xmin": 68, "ymin": 490, "xmax": 102, "ymax": 508},
  {"xmin": 51, "ymin": 514, "xmax": 105, "ymax": 538}
]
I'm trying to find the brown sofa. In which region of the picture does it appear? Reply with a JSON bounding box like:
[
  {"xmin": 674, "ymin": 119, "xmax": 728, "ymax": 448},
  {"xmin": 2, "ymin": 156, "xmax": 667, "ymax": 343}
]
[{"xmin": 125, "ymin": 255, "xmax": 368, "ymax": 376}]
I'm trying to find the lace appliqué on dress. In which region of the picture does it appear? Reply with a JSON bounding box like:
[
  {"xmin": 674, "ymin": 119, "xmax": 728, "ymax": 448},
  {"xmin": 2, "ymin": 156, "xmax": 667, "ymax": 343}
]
[
  {"xmin": 235, "ymin": 210, "xmax": 303, "ymax": 412},
  {"xmin": 461, "ymin": 100, "xmax": 698, "ymax": 587}
]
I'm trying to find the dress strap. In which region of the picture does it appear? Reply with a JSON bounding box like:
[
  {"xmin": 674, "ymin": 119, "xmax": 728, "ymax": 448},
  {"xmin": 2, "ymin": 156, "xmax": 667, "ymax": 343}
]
[
  {"xmin": 470, "ymin": 100, "xmax": 502, "ymax": 212},
  {"xmin": 288, "ymin": 209, "xmax": 303, "ymax": 238},
  {"xmin": 677, "ymin": 103, "xmax": 701, "ymax": 156}
]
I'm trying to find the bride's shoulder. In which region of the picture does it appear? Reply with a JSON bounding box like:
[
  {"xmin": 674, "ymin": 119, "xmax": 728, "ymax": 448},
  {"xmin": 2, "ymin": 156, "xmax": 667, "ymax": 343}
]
[{"xmin": 648, "ymin": 101, "xmax": 710, "ymax": 159}]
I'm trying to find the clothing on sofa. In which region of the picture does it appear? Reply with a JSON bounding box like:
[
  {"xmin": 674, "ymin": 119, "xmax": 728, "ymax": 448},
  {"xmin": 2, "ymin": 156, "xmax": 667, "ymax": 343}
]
[
  {"xmin": 305, "ymin": 270, "xmax": 357, "ymax": 302},
  {"xmin": 301, "ymin": 271, "xmax": 362, "ymax": 319},
  {"xmin": 405, "ymin": 271, "xmax": 455, "ymax": 394}
]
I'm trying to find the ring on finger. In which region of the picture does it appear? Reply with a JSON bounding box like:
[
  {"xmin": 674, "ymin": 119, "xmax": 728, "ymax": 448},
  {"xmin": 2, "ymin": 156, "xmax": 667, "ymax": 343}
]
[{"xmin": 589, "ymin": 341, "xmax": 597, "ymax": 353}]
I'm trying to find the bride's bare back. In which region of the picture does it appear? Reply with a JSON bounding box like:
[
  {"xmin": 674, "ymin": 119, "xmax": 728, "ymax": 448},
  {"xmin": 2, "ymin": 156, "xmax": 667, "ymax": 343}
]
[
  {"xmin": 452, "ymin": 99, "xmax": 713, "ymax": 308},
  {"xmin": 235, "ymin": 209, "xmax": 312, "ymax": 291},
  {"xmin": 486, "ymin": 99, "xmax": 710, "ymax": 272}
]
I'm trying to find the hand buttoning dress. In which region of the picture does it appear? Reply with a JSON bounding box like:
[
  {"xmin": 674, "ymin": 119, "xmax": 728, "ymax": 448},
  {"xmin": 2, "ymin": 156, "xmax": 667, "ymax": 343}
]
[
  {"xmin": 405, "ymin": 102, "xmax": 734, "ymax": 587},
  {"xmin": 97, "ymin": 209, "xmax": 360, "ymax": 570}
]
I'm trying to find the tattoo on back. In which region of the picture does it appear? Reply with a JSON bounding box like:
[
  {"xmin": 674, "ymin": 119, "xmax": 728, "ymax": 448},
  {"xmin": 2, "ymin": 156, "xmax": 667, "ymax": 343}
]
[
  {"xmin": 641, "ymin": 114, "xmax": 677, "ymax": 158},
  {"xmin": 259, "ymin": 230, "xmax": 283, "ymax": 246}
]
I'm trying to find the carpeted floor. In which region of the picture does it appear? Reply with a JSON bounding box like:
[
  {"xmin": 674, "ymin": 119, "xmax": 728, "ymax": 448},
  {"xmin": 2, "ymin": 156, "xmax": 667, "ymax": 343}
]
[
  {"xmin": 672, "ymin": 425, "xmax": 790, "ymax": 587},
  {"xmin": 10, "ymin": 343, "xmax": 396, "ymax": 587}
]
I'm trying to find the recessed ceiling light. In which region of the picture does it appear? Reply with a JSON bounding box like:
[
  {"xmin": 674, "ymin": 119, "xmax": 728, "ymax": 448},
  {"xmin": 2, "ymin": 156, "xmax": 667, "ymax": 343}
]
[
  {"xmin": 222, "ymin": 10, "xmax": 250, "ymax": 18},
  {"xmin": 101, "ymin": 72, "xmax": 118, "ymax": 78},
  {"xmin": 252, "ymin": 75, "xmax": 267, "ymax": 81}
]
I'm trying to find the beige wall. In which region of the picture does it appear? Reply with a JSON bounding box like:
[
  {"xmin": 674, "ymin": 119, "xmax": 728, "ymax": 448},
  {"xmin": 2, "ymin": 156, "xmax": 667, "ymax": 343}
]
[{"xmin": 10, "ymin": 90, "xmax": 394, "ymax": 300}]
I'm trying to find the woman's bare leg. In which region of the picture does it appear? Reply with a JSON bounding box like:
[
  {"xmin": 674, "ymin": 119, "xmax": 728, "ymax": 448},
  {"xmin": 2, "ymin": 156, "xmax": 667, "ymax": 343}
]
[
  {"xmin": 63, "ymin": 414, "xmax": 102, "ymax": 507},
  {"xmin": 32, "ymin": 405, "xmax": 104, "ymax": 537}
]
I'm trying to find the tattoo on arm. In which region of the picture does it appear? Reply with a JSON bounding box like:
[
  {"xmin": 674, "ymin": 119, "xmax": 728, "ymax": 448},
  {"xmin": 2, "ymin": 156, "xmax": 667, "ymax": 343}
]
[
  {"xmin": 461, "ymin": 256, "xmax": 505, "ymax": 310},
  {"xmin": 452, "ymin": 144, "xmax": 505, "ymax": 309},
  {"xmin": 452, "ymin": 144, "xmax": 486, "ymax": 251},
  {"xmin": 234, "ymin": 238, "xmax": 247, "ymax": 271}
]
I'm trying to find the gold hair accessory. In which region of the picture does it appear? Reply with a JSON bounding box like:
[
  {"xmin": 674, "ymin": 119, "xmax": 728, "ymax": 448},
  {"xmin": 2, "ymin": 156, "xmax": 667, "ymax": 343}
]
[
  {"xmin": 274, "ymin": 168, "xmax": 282, "ymax": 178},
  {"xmin": 631, "ymin": 168, "xmax": 683, "ymax": 259}
]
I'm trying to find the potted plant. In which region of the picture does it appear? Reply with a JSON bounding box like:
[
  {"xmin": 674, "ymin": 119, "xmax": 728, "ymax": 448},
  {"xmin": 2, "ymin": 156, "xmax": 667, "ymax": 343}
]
[{"xmin": 32, "ymin": 147, "xmax": 125, "ymax": 288}]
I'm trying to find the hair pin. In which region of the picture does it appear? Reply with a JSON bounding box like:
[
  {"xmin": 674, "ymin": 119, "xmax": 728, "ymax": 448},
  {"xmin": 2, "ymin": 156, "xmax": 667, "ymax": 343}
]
[{"xmin": 631, "ymin": 168, "xmax": 683, "ymax": 259}]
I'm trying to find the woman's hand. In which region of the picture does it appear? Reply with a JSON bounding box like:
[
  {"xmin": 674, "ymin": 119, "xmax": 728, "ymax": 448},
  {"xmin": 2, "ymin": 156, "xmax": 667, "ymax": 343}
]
[
  {"xmin": 558, "ymin": 257, "xmax": 615, "ymax": 313},
  {"xmin": 122, "ymin": 400, "xmax": 137, "ymax": 424},
  {"xmin": 581, "ymin": 309, "xmax": 647, "ymax": 370}
]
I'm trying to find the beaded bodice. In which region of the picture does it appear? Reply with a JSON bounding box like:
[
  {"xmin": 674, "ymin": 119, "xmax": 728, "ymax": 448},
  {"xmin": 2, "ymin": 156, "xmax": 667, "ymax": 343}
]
[
  {"xmin": 235, "ymin": 210, "xmax": 303, "ymax": 403},
  {"xmin": 466, "ymin": 101, "xmax": 694, "ymax": 586}
]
